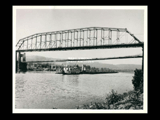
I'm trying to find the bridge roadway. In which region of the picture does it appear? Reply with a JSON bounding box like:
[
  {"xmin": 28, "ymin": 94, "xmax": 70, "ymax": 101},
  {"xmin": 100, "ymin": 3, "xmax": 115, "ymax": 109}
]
[{"xmin": 16, "ymin": 43, "xmax": 143, "ymax": 52}]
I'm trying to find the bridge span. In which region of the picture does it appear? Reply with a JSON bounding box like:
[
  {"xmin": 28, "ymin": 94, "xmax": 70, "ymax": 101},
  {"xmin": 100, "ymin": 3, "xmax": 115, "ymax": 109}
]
[
  {"xmin": 16, "ymin": 27, "xmax": 144, "ymax": 73},
  {"xmin": 16, "ymin": 43, "xmax": 143, "ymax": 52}
]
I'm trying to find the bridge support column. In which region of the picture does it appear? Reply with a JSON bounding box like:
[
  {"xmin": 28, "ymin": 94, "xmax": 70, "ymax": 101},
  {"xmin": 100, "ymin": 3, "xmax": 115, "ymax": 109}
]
[
  {"xmin": 18, "ymin": 52, "xmax": 21, "ymax": 73},
  {"xmin": 16, "ymin": 51, "xmax": 26, "ymax": 73},
  {"xmin": 16, "ymin": 51, "xmax": 17, "ymax": 73}
]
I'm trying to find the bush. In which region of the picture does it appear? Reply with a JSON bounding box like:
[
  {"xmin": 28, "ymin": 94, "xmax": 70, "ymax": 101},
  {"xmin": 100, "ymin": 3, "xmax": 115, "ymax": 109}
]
[
  {"xmin": 106, "ymin": 89, "xmax": 123, "ymax": 106},
  {"xmin": 132, "ymin": 69, "xmax": 143, "ymax": 93}
]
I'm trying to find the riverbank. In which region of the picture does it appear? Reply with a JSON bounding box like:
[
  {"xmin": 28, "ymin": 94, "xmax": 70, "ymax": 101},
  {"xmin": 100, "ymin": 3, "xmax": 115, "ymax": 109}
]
[{"xmin": 76, "ymin": 90, "xmax": 143, "ymax": 109}]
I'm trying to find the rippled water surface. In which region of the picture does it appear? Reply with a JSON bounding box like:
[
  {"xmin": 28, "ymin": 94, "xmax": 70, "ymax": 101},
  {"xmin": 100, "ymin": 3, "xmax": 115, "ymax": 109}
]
[{"xmin": 15, "ymin": 72, "xmax": 134, "ymax": 109}]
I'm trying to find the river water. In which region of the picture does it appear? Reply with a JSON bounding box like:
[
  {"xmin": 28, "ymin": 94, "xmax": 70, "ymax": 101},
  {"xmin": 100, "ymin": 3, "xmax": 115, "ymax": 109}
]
[{"xmin": 15, "ymin": 72, "xmax": 134, "ymax": 109}]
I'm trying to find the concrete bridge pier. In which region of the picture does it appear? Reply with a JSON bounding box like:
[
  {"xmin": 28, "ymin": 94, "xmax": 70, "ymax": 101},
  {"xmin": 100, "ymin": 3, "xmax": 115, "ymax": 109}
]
[{"xmin": 16, "ymin": 51, "xmax": 26, "ymax": 73}]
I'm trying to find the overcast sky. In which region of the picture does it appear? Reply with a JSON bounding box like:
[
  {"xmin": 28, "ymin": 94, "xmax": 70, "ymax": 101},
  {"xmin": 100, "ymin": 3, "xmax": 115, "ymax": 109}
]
[{"xmin": 16, "ymin": 7, "xmax": 144, "ymax": 65}]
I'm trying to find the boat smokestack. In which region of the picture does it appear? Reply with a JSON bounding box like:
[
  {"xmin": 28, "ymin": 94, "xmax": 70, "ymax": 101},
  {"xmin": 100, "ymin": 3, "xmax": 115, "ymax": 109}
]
[{"xmin": 82, "ymin": 64, "xmax": 83, "ymax": 72}]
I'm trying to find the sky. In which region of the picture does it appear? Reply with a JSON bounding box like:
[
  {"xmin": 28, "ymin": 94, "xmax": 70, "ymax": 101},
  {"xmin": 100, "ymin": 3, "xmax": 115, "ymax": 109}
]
[{"xmin": 15, "ymin": 7, "xmax": 144, "ymax": 65}]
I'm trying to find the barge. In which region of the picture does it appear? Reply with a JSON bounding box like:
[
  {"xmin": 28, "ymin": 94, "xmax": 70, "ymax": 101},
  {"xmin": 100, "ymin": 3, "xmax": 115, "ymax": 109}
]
[{"xmin": 55, "ymin": 64, "xmax": 118, "ymax": 75}]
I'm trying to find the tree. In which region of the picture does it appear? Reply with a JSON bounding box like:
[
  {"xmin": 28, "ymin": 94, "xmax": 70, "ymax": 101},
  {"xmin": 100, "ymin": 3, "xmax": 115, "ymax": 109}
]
[{"xmin": 132, "ymin": 69, "xmax": 143, "ymax": 93}]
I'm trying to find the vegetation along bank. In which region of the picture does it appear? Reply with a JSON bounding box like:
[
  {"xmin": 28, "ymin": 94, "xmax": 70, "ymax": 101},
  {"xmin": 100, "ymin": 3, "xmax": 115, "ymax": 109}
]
[{"xmin": 76, "ymin": 69, "xmax": 143, "ymax": 109}]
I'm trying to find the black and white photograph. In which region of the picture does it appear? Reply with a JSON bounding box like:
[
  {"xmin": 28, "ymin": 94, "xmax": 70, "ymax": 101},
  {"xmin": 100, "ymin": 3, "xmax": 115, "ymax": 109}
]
[{"xmin": 12, "ymin": 6, "xmax": 147, "ymax": 113}]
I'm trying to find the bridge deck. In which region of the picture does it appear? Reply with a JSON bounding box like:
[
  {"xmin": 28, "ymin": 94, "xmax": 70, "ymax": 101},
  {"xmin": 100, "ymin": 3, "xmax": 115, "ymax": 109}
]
[{"xmin": 16, "ymin": 43, "xmax": 143, "ymax": 52}]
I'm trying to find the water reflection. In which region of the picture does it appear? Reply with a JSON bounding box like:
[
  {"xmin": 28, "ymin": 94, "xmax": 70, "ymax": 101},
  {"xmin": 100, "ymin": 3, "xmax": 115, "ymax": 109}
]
[{"xmin": 62, "ymin": 75, "xmax": 79, "ymax": 87}]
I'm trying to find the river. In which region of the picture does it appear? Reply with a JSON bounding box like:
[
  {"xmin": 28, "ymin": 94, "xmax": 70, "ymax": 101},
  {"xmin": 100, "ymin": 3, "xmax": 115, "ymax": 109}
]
[{"xmin": 15, "ymin": 72, "xmax": 134, "ymax": 109}]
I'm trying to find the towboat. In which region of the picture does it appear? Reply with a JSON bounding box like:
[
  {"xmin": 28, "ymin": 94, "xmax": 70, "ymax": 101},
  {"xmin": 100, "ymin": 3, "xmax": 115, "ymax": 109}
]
[{"xmin": 62, "ymin": 66, "xmax": 81, "ymax": 75}]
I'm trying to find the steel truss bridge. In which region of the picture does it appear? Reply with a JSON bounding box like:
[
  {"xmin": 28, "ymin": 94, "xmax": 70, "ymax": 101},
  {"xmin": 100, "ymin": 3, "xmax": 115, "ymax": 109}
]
[
  {"xmin": 16, "ymin": 27, "xmax": 144, "ymax": 72},
  {"xmin": 16, "ymin": 27, "xmax": 143, "ymax": 51}
]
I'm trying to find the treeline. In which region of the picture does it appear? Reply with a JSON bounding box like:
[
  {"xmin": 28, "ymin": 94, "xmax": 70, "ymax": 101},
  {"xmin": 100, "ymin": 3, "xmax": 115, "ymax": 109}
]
[
  {"xmin": 27, "ymin": 63, "xmax": 56, "ymax": 71},
  {"xmin": 27, "ymin": 63, "xmax": 116, "ymax": 72}
]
